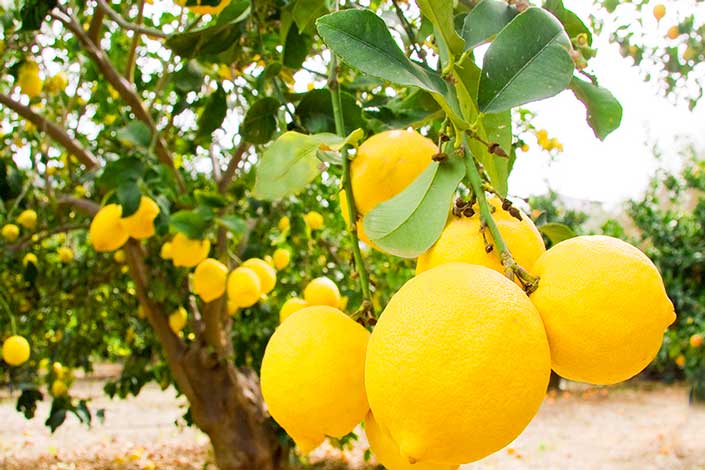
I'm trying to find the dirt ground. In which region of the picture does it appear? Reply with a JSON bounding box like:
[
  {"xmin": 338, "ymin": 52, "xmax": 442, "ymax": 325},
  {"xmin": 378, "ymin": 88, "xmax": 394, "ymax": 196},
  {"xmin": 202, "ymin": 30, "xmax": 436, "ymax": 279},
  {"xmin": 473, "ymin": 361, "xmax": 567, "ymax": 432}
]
[{"xmin": 1, "ymin": 374, "xmax": 704, "ymax": 470}]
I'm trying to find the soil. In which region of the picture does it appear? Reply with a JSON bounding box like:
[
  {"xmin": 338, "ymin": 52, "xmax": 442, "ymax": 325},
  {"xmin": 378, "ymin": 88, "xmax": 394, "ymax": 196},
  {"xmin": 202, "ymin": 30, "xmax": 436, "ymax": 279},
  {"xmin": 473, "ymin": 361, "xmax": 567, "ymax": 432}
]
[{"xmin": 1, "ymin": 371, "xmax": 704, "ymax": 470}]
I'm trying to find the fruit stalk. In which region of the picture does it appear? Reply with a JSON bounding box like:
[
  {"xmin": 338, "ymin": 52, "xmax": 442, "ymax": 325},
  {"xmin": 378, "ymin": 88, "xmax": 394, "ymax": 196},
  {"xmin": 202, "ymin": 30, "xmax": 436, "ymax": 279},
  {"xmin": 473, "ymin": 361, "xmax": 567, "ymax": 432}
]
[
  {"xmin": 462, "ymin": 136, "xmax": 539, "ymax": 293},
  {"xmin": 328, "ymin": 54, "xmax": 374, "ymax": 314}
]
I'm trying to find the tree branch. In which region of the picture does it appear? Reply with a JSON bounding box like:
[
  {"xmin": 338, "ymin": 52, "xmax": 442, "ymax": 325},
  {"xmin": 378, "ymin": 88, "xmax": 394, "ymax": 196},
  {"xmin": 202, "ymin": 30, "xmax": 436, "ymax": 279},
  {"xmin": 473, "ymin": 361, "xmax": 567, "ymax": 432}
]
[
  {"xmin": 125, "ymin": 0, "xmax": 146, "ymax": 82},
  {"xmin": 87, "ymin": 6, "xmax": 105, "ymax": 43},
  {"xmin": 96, "ymin": 0, "xmax": 167, "ymax": 39},
  {"xmin": 0, "ymin": 94, "xmax": 99, "ymax": 170},
  {"xmin": 8, "ymin": 223, "xmax": 88, "ymax": 253},
  {"xmin": 57, "ymin": 195, "xmax": 100, "ymax": 215},
  {"xmin": 218, "ymin": 142, "xmax": 249, "ymax": 193}
]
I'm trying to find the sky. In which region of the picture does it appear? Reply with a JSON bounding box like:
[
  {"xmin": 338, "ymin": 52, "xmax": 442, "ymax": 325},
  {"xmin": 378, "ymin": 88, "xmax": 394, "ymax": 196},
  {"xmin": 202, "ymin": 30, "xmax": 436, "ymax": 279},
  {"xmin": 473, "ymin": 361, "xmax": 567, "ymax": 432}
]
[{"xmin": 508, "ymin": 1, "xmax": 705, "ymax": 208}]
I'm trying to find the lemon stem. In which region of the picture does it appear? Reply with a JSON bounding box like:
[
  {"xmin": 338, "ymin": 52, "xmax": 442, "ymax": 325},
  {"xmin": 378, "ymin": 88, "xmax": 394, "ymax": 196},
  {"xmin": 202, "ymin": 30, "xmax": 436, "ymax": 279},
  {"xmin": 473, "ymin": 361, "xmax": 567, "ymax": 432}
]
[
  {"xmin": 328, "ymin": 54, "xmax": 374, "ymax": 316},
  {"xmin": 462, "ymin": 136, "xmax": 539, "ymax": 293}
]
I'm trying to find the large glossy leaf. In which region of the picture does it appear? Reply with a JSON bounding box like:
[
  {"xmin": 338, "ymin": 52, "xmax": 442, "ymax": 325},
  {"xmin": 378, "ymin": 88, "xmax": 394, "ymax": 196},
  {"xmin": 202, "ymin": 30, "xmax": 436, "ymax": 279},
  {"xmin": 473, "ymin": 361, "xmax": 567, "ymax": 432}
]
[
  {"xmin": 170, "ymin": 60, "xmax": 205, "ymax": 93},
  {"xmin": 170, "ymin": 208, "xmax": 214, "ymax": 239},
  {"xmin": 197, "ymin": 86, "xmax": 227, "ymax": 140},
  {"xmin": 283, "ymin": 26, "xmax": 313, "ymax": 69},
  {"xmin": 416, "ymin": 0, "xmax": 465, "ymax": 65},
  {"xmin": 569, "ymin": 77, "xmax": 623, "ymax": 141},
  {"xmin": 461, "ymin": 0, "xmax": 518, "ymax": 49},
  {"xmin": 116, "ymin": 181, "xmax": 141, "ymax": 217},
  {"xmin": 295, "ymin": 89, "xmax": 365, "ymax": 135},
  {"xmin": 543, "ymin": 0, "xmax": 592, "ymax": 45},
  {"xmin": 478, "ymin": 7, "xmax": 574, "ymax": 114},
  {"xmin": 364, "ymin": 156, "xmax": 465, "ymax": 258},
  {"xmin": 254, "ymin": 132, "xmax": 343, "ymax": 200},
  {"xmin": 539, "ymin": 222, "xmax": 577, "ymax": 245},
  {"xmin": 166, "ymin": 19, "xmax": 244, "ymax": 59},
  {"xmin": 293, "ymin": 0, "xmax": 328, "ymax": 32},
  {"xmin": 241, "ymin": 97, "xmax": 279, "ymax": 144},
  {"xmin": 116, "ymin": 121, "xmax": 152, "ymax": 148}
]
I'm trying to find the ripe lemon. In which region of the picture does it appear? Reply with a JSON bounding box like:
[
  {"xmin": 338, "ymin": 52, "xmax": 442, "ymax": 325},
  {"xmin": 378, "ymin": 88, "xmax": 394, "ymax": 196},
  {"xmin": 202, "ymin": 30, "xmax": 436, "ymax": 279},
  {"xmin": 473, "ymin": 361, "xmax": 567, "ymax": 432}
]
[
  {"xmin": 261, "ymin": 306, "xmax": 369, "ymax": 453},
  {"xmin": 303, "ymin": 277, "xmax": 340, "ymax": 307},
  {"xmin": 278, "ymin": 216, "xmax": 290, "ymax": 231},
  {"xmin": 1, "ymin": 224, "xmax": 19, "ymax": 242},
  {"xmin": 676, "ymin": 354, "xmax": 686, "ymax": 367},
  {"xmin": 17, "ymin": 209, "xmax": 37, "ymax": 230},
  {"xmin": 304, "ymin": 211, "xmax": 324, "ymax": 230},
  {"xmin": 690, "ymin": 334, "xmax": 703, "ymax": 348},
  {"xmin": 193, "ymin": 258, "xmax": 228, "ymax": 302},
  {"xmin": 17, "ymin": 60, "xmax": 42, "ymax": 98},
  {"xmin": 653, "ymin": 4, "xmax": 666, "ymax": 20},
  {"xmin": 365, "ymin": 412, "xmax": 457, "ymax": 470},
  {"xmin": 2, "ymin": 335, "xmax": 31, "ymax": 366},
  {"xmin": 58, "ymin": 247, "xmax": 74, "ymax": 263},
  {"xmin": 667, "ymin": 25, "xmax": 680, "ymax": 40},
  {"xmin": 160, "ymin": 242, "xmax": 173, "ymax": 260},
  {"xmin": 279, "ymin": 297, "xmax": 308, "ymax": 323},
  {"xmin": 365, "ymin": 263, "xmax": 550, "ymax": 465},
  {"xmin": 338, "ymin": 190, "xmax": 379, "ymax": 249},
  {"xmin": 176, "ymin": 0, "xmax": 231, "ymax": 15},
  {"xmin": 171, "ymin": 233, "xmax": 210, "ymax": 267},
  {"xmin": 169, "ymin": 306, "xmax": 188, "ymax": 333},
  {"xmin": 242, "ymin": 258, "xmax": 277, "ymax": 294},
  {"xmin": 89, "ymin": 204, "xmax": 129, "ymax": 252},
  {"xmin": 45, "ymin": 72, "xmax": 68, "ymax": 95},
  {"xmin": 416, "ymin": 198, "xmax": 545, "ymax": 276},
  {"xmin": 121, "ymin": 197, "xmax": 160, "ymax": 240},
  {"xmin": 227, "ymin": 266, "xmax": 262, "ymax": 308},
  {"xmin": 113, "ymin": 250, "xmax": 126, "ymax": 264},
  {"xmin": 51, "ymin": 380, "xmax": 68, "ymax": 396},
  {"xmin": 530, "ymin": 235, "xmax": 676, "ymax": 385},
  {"xmin": 227, "ymin": 300, "xmax": 238, "ymax": 316},
  {"xmin": 23, "ymin": 253, "xmax": 38, "ymax": 267},
  {"xmin": 272, "ymin": 248, "xmax": 291, "ymax": 271}
]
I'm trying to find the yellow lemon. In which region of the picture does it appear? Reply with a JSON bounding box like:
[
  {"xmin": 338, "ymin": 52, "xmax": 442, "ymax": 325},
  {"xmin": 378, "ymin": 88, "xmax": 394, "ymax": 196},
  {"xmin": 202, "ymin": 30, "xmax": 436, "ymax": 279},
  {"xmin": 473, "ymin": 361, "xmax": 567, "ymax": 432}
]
[
  {"xmin": 339, "ymin": 190, "xmax": 380, "ymax": 250},
  {"xmin": 653, "ymin": 4, "xmax": 666, "ymax": 20},
  {"xmin": 17, "ymin": 60, "xmax": 42, "ymax": 98},
  {"xmin": 304, "ymin": 211, "xmax": 324, "ymax": 230},
  {"xmin": 193, "ymin": 258, "xmax": 228, "ymax": 302},
  {"xmin": 51, "ymin": 380, "xmax": 68, "ymax": 396},
  {"xmin": 169, "ymin": 306, "xmax": 188, "ymax": 333},
  {"xmin": 121, "ymin": 196, "xmax": 160, "ymax": 240},
  {"xmin": 227, "ymin": 267, "xmax": 262, "ymax": 308},
  {"xmin": 272, "ymin": 248, "xmax": 291, "ymax": 271},
  {"xmin": 1, "ymin": 224, "xmax": 19, "ymax": 242},
  {"xmin": 160, "ymin": 242, "xmax": 173, "ymax": 260},
  {"xmin": 261, "ymin": 306, "xmax": 369, "ymax": 454},
  {"xmin": 242, "ymin": 258, "xmax": 277, "ymax": 294},
  {"xmin": 45, "ymin": 72, "xmax": 68, "ymax": 94},
  {"xmin": 365, "ymin": 412, "xmax": 457, "ymax": 470},
  {"xmin": 675, "ymin": 354, "xmax": 686, "ymax": 367},
  {"xmin": 2, "ymin": 335, "xmax": 31, "ymax": 366},
  {"xmin": 58, "ymin": 247, "xmax": 74, "ymax": 263},
  {"xmin": 366, "ymin": 263, "xmax": 550, "ymax": 465},
  {"xmin": 176, "ymin": 0, "xmax": 231, "ymax": 15},
  {"xmin": 227, "ymin": 300, "xmax": 239, "ymax": 316},
  {"xmin": 278, "ymin": 216, "xmax": 290, "ymax": 231},
  {"xmin": 89, "ymin": 204, "xmax": 129, "ymax": 252},
  {"xmin": 530, "ymin": 235, "xmax": 676, "ymax": 385},
  {"xmin": 279, "ymin": 297, "xmax": 308, "ymax": 323},
  {"xmin": 171, "ymin": 233, "xmax": 210, "ymax": 267},
  {"xmin": 22, "ymin": 253, "xmax": 38, "ymax": 267},
  {"xmin": 17, "ymin": 209, "xmax": 37, "ymax": 230},
  {"xmin": 416, "ymin": 198, "xmax": 545, "ymax": 276},
  {"xmin": 113, "ymin": 250, "xmax": 126, "ymax": 264},
  {"xmin": 303, "ymin": 277, "xmax": 340, "ymax": 307}
]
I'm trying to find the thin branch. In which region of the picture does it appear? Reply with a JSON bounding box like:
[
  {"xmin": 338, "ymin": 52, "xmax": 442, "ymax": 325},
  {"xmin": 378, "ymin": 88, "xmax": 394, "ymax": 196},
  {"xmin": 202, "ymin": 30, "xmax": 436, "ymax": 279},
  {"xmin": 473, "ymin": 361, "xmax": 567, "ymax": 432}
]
[
  {"xmin": 8, "ymin": 223, "xmax": 88, "ymax": 252},
  {"xmin": 218, "ymin": 141, "xmax": 249, "ymax": 192},
  {"xmin": 125, "ymin": 0, "xmax": 146, "ymax": 82},
  {"xmin": 0, "ymin": 94, "xmax": 99, "ymax": 169},
  {"xmin": 96, "ymin": 0, "xmax": 167, "ymax": 39},
  {"xmin": 87, "ymin": 6, "xmax": 105, "ymax": 43},
  {"xmin": 57, "ymin": 195, "xmax": 100, "ymax": 215}
]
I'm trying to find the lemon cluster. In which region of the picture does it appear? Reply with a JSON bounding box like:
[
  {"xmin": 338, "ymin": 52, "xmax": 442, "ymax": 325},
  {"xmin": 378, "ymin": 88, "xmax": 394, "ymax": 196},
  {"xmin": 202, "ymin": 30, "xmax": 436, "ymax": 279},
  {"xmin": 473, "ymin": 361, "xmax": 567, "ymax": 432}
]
[
  {"xmin": 89, "ymin": 197, "xmax": 160, "ymax": 252},
  {"xmin": 277, "ymin": 276, "xmax": 343, "ymax": 323}
]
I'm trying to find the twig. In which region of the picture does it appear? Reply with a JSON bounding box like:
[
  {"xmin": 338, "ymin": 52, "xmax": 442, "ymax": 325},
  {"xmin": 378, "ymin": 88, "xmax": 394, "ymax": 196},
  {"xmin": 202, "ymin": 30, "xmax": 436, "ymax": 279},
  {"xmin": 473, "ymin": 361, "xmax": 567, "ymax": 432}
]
[
  {"xmin": 8, "ymin": 223, "xmax": 88, "ymax": 252},
  {"xmin": 96, "ymin": 0, "xmax": 167, "ymax": 39},
  {"xmin": 218, "ymin": 141, "xmax": 249, "ymax": 192},
  {"xmin": 125, "ymin": 0, "xmax": 146, "ymax": 82}
]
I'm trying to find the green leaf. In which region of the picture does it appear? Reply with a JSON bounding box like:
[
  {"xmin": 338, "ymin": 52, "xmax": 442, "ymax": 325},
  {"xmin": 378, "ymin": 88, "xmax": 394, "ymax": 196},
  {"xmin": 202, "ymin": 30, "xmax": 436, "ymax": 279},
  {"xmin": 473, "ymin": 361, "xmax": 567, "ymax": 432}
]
[
  {"xmin": 195, "ymin": 190, "xmax": 228, "ymax": 209},
  {"xmin": 166, "ymin": 19, "xmax": 244, "ymax": 59},
  {"xmin": 364, "ymin": 156, "xmax": 465, "ymax": 258},
  {"xmin": 170, "ymin": 208, "xmax": 213, "ymax": 239},
  {"xmin": 416, "ymin": 0, "xmax": 465, "ymax": 65},
  {"xmin": 539, "ymin": 222, "xmax": 577, "ymax": 245},
  {"xmin": 98, "ymin": 157, "xmax": 145, "ymax": 190},
  {"xmin": 21, "ymin": 0, "xmax": 57, "ymax": 31},
  {"xmin": 461, "ymin": 0, "xmax": 518, "ymax": 49},
  {"xmin": 478, "ymin": 7, "xmax": 574, "ymax": 114},
  {"xmin": 482, "ymin": 110, "xmax": 513, "ymax": 195},
  {"xmin": 45, "ymin": 407, "xmax": 67, "ymax": 433},
  {"xmin": 569, "ymin": 77, "xmax": 623, "ymax": 141},
  {"xmin": 241, "ymin": 97, "xmax": 280, "ymax": 145},
  {"xmin": 293, "ymin": 0, "xmax": 328, "ymax": 32},
  {"xmin": 295, "ymin": 89, "xmax": 365, "ymax": 135},
  {"xmin": 216, "ymin": 215, "xmax": 247, "ymax": 234},
  {"xmin": 116, "ymin": 181, "xmax": 141, "ymax": 217},
  {"xmin": 170, "ymin": 60, "xmax": 205, "ymax": 93},
  {"xmin": 543, "ymin": 0, "xmax": 592, "ymax": 45},
  {"xmin": 197, "ymin": 85, "xmax": 228, "ymax": 140},
  {"xmin": 283, "ymin": 26, "xmax": 313, "ymax": 69},
  {"xmin": 254, "ymin": 132, "xmax": 343, "ymax": 200},
  {"xmin": 216, "ymin": 0, "xmax": 251, "ymax": 25},
  {"xmin": 117, "ymin": 122, "xmax": 152, "ymax": 148}
]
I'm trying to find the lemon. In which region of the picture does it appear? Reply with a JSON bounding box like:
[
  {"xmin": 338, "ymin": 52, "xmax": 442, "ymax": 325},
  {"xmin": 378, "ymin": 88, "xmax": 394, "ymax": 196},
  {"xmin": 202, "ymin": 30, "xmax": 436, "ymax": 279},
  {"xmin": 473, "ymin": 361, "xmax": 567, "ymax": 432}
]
[
  {"xmin": 169, "ymin": 306, "xmax": 188, "ymax": 333},
  {"xmin": 227, "ymin": 300, "xmax": 239, "ymax": 316},
  {"xmin": 676, "ymin": 354, "xmax": 686, "ymax": 367},
  {"xmin": 261, "ymin": 306, "xmax": 369, "ymax": 453},
  {"xmin": 303, "ymin": 277, "xmax": 340, "ymax": 307},
  {"xmin": 530, "ymin": 235, "xmax": 676, "ymax": 385},
  {"xmin": 366, "ymin": 263, "xmax": 550, "ymax": 465},
  {"xmin": 52, "ymin": 361, "xmax": 64, "ymax": 377},
  {"xmin": 89, "ymin": 204, "xmax": 129, "ymax": 252},
  {"xmin": 690, "ymin": 334, "xmax": 703, "ymax": 348},
  {"xmin": 51, "ymin": 380, "xmax": 68, "ymax": 396},
  {"xmin": 416, "ymin": 198, "xmax": 545, "ymax": 276},
  {"xmin": 338, "ymin": 190, "xmax": 379, "ymax": 249},
  {"xmin": 1, "ymin": 224, "xmax": 20, "ymax": 242},
  {"xmin": 121, "ymin": 196, "xmax": 160, "ymax": 240},
  {"xmin": 17, "ymin": 209, "xmax": 37, "ymax": 230},
  {"xmin": 365, "ymin": 412, "xmax": 457, "ymax": 470},
  {"xmin": 227, "ymin": 267, "xmax": 262, "ymax": 308},
  {"xmin": 193, "ymin": 258, "xmax": 228, "ymax": 302},
  {"xmin": 176, "ymin": 0, "xmax": 231, "ymax": 15},
  {"xmin": 23, "ymin": 253, "xmax": 38, "ymax": 267},
  {"xmin": 58, "ymin": 247, "xmax": 74, "ymax": 263},
  {"xmin": 160, "ymin": 242, "xmax": 173, "ymax": 260},
  {"xmin": 242, "ymin": 258, "xmax": 277, "ymax": 294},
  {"xmin": 304, "ymin": 211, "xmax": 324, "ymax": 230},
  {"xmin": 278, "ymin": 216, "xmax": 290, "ymax": 231},
  {"xmin": 171, "ymin": 233, "xmax": 210, "ymax": 267},
  {"xmin": 279, "ymin": 297, "xmax": 308, "ymax": 323},
  {"xmin": 653, "ymin": 4, "xmax": 666, "ymax": 20},
  {"xmin": 45, "ymin": 72, "xmax": 68, "ymax": 95},
  {"xmin": 2, "ymin": 335, "xmax": 31, "ymax": 366},
  {"xmin": 113, "ymin": 250, "xmax": 126, "ymax": 264},
  {"xmin": 272, "ymin": 248, "xmax": 291, "ymax": 271},
  {"xmin": 17, "ymin": 60, "xmax": 42, "ymax": 98},
  {"xmin": 667, "ymin": 25, "xmax": 680, "ymax": 40}
]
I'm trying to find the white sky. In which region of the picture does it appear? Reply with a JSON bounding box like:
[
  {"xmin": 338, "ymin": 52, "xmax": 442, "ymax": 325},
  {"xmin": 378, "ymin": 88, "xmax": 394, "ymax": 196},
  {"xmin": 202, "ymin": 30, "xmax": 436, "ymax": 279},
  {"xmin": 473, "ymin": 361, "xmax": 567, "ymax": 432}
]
[{"xmin": 509, "ymin": 1, "xmax": 705, "ymax": 207}]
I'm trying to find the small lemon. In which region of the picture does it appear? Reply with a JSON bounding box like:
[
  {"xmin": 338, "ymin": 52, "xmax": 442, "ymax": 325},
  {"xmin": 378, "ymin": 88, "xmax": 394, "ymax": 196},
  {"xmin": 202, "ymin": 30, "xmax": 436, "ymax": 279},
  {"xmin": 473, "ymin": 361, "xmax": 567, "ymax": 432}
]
[
  {"xmin": 45, "ymin": 72, "xmax": 68, "ymax": 95},
  {"xmin": 51, "ymin": 380, "xmax": 68, "ymax": 397},
  {"xmin": 176, "ymin": 0, "xmax": 231, "ymax": 15},
  {"xmin": 278, "ymin": 216, "xmax": 290, "ymax": 231},
  {"xmin": 2, "ymin": 335, "xmax": 31, "ymax": 366},
  {"xmin": 242, "ymin": 258, "xmax": 277, "ymax": 294},
  {"xmin": 675, "ymin": 354, "xmax": 686, "ymax": 367},
  {"xmin": 23, "ymin": 253, "xmax": 38, "ymax": 267},
  {"xmin": 17, "ymin": 209, "xmax": 37, "ymax": 230},
  {"xmin": 690, "ymin": 334, "xmax": 703, "ymax": 348},
  {"xmin": 121, "ymin": 196, "xmax": 160, "ymax": 240},
  {"xmin": 160, "ymin": 242, "xmax": 173, "ymax": 260},
  {"xmin": 171, "ymin": 233, "xmax": 210, "ymax": 267},
  {"xmin": 89, "ymin": 204, "xmax": 129, "ymax": 252},
  {"xmin": 272, "ymin": 248, "xmax": 291, "ymax": 271},
  {"xmin": 58, "ymin": 247, "xmax": 74, "ymax": 263},
  {"xmin": 17, "ymin": 60, "xmax": 42, "ymax": 98},
  {"xmin": 304, "ymin": 211, "xmax": 324, "ymax": 231},
  {"xmin": 193, "ymin": 258, "xmax": 228, "ymax": 302},
  {"xmin": 1, "ymin": 224, "xmax": 20, "ymax": 242},
  {"xmin": 653, "ymin": 4, "xmax": 666, "ymax": 21},
  {"xmin": 261, "ymin": 306, "xmax": 369, "ymax": 454},
  {"xmin": 113, "ymin": 250, "xmax": 126, "ymax": 264},
  {"xmin": 667, "ymin": 25, "xmax": 680, "ymax": 40},
  {"xmin": 303, "ymin": 277, "xmax": 340, "ymax": 307},
  {"xmin": 169, "ymin": 306, "xmax": 188, "ymax": 333},
  {"xmin": 279, "ymin": 298, "xmax": 308, "ymax": 323},
  {"xmin": 227, "ymin": 267, "xmax": 262, "ymax": 308}
]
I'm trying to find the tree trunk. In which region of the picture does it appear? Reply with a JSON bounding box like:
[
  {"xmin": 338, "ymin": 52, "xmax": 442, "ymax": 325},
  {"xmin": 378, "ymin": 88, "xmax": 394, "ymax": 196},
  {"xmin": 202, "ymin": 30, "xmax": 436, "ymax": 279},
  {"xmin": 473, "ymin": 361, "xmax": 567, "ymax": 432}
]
[{"xmin": 178, "ymin": 345, "xmax": 284, "ymax": 470}]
